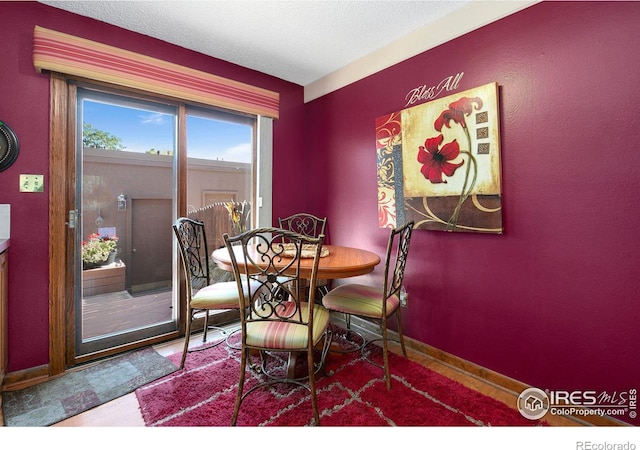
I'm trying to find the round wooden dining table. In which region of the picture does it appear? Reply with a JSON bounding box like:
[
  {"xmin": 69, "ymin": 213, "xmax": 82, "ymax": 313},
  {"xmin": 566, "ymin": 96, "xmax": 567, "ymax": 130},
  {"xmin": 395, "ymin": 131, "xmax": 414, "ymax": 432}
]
[{"xmin": 212, "ymin": 244, "xmax": 381, "ymax": 280}]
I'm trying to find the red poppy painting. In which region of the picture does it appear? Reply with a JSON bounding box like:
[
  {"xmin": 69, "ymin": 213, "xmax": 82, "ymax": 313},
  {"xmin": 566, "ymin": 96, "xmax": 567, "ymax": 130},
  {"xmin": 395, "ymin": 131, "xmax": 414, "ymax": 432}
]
[{"xmin": 376, "ymin": 82, "xmax": 503, "ymax": 233}]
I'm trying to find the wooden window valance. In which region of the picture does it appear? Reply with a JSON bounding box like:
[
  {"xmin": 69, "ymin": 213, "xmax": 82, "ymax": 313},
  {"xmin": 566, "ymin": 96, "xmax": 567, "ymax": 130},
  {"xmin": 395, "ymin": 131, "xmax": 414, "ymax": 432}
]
[{"xmin": 33, "ymin": 26, "xmax": 279, "ymax": 119}]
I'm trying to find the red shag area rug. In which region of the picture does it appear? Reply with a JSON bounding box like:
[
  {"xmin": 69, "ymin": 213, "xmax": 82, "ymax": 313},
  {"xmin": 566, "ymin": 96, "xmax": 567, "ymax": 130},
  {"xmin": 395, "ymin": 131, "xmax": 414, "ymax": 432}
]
[{"xmin": 135, "ymin": 336, "xmax": 542, "ymax": 427}]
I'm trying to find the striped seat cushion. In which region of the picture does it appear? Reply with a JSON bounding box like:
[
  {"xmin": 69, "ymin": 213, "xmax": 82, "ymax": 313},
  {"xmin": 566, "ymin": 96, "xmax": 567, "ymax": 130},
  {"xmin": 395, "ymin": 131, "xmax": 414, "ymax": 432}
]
[
  {"xmin": 191, "ymin": 281, "xmax": 251, "ymax": 310},
  {"xmin": 245, "ymin": 302, "xmax": 330, "ymax": 350},
  {"xmin": 322, "ymin": 284, "xmax": 400, "ymax": 319}
]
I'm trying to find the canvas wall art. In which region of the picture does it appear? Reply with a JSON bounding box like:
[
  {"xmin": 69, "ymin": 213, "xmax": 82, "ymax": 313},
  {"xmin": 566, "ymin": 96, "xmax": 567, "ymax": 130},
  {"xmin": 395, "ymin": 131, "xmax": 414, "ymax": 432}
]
[{"xmin": 376, "ymin": 82, "xmax": 503, "ymax": 233}]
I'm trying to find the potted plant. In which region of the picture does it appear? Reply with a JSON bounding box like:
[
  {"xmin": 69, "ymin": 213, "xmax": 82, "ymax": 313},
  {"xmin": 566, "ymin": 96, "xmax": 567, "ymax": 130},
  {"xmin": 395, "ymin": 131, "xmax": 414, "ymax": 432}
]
[
  {"xmin": 224, "ymin": 200, "xmax": 250, "ymax": 235},
  {"xmin": 82, "ymin": 233, "xmax": 119, "ymax": 270}
]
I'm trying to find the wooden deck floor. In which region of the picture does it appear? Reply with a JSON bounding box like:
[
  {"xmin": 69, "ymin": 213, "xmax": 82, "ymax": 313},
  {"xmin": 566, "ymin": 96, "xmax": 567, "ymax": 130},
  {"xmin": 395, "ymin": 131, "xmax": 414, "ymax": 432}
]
[{"xmin": 81, "ymin": 289, "xmax": 174, "ymax": 340}]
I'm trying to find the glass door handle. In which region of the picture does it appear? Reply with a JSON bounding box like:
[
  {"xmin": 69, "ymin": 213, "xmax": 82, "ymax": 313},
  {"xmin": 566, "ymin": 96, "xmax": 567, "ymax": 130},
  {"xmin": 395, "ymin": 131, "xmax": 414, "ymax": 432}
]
[{"xmin": 67, "ymin": 210, "xmax": 77, "ymax": 229}]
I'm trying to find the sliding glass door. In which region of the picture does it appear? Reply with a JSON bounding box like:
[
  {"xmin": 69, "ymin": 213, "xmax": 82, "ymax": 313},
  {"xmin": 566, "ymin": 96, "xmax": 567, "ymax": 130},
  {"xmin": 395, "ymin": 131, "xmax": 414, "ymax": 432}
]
[
  {"xmin": 71, "ymin": 86, "xmax": 260, "ymax": 360},
  {"xmin": 75, "ymin": 88, "xmax": 179, "ymax": 355}
]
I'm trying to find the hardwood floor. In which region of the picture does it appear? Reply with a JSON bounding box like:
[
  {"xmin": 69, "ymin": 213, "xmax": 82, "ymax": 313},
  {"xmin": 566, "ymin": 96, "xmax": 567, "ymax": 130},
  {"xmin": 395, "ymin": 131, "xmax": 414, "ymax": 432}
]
[{"xmin": 49, "ymin": 318, "xmax": 586, "ymax": 427}]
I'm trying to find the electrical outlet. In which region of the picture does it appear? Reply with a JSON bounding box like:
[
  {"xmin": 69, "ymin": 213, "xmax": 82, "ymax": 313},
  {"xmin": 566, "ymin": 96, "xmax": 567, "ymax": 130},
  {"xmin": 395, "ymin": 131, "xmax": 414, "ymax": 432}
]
[{"xmin": 400, "ymin": 286, "xmax": 408, "ymax": 308}]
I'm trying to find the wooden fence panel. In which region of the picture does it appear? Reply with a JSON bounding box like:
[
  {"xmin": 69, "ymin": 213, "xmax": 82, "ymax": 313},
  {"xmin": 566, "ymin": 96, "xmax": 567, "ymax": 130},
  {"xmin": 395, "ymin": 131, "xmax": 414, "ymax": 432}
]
[{"xmin": 187, "ymin": 201, "xmax": 250, "ymax": 252}]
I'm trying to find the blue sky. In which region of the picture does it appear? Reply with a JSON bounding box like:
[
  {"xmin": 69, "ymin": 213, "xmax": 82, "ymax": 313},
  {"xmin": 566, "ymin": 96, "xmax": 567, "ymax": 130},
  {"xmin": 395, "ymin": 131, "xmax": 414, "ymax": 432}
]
[{"xmin": 82, "ymin": 100, "xmax": 252, "ymax": 162}]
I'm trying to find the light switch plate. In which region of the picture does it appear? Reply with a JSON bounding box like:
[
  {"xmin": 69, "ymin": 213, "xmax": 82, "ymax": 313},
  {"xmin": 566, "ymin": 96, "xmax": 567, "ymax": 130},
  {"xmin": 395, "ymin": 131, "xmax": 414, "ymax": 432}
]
[
  {"xmin": 20, "ymin": 174, "xmax": 44, "ymax": 192},
  {"xmin": 0, "ymin": 204, "xmax": 9, "ymax": 239}
]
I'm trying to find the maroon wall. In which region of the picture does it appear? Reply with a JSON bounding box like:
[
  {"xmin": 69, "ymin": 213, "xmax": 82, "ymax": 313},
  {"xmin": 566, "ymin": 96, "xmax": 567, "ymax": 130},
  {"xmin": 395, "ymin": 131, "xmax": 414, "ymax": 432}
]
[
  {"xmin": 0, "ymin": 2, "xmax": 305, "ymax": 372},
  {"xmin": 306, "ymin": 1, "xmax": 640, "ymax": 424},
  {"xmin": 2, "ymin": 1, "xmax": 639, "ymax": 426}
]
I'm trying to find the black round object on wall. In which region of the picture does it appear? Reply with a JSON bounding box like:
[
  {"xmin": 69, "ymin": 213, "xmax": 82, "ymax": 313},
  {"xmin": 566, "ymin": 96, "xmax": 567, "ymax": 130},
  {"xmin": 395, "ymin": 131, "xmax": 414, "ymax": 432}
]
[{"xmin": 0, "ymin": 121, "xmax": 19, "ymax": 173}]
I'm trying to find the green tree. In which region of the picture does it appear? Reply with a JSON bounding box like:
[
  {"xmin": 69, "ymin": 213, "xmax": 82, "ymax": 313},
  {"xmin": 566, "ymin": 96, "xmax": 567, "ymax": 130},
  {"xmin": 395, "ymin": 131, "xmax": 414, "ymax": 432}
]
[
  {"xmin": 82, "ymin": 123, "xmax": 125, "ymax": 150},
  {"xmin": 146, "ymin": 148, "xmax": 173, "ymax": 156}
]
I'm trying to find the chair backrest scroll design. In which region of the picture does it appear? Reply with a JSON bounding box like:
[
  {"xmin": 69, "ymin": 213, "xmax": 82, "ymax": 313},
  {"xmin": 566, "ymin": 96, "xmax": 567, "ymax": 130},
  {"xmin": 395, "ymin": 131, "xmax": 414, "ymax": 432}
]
[
  {"xmin": 278, "ymin": 213, "xmax": 327, "ymax": 239},
  {"xmin": 383, "ymin": 221, "xmax": 414, "ymax": 302},
  {"xmin": 173, "ymin": 218, "xmax": 211, "ymax": 293},
  {"xmin": 223, "ymin": 227, "xmax": 325, "ymax": 328}
]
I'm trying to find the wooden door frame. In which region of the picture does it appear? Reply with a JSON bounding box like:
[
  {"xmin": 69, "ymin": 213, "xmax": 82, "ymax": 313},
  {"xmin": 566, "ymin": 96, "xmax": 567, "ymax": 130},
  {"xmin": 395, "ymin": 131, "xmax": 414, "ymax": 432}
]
[{"xmin": 49, "ymin": 73, "xmax": 71, "ymax": 375}]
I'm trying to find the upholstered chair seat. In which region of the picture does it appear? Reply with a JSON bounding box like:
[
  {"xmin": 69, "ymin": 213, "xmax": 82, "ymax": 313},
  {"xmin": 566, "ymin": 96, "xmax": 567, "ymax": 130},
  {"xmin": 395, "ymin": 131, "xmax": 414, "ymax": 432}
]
[
  {"xmin": 321, "ymin": 284, "xmax": 400, "ymax": 319},
  {"xmin": 190, "ymin": 281, "xmax": 244, "ymax": 310},
  {"xmin": 245, "ymin": 302, "xmax": 330, "ymax": 349}
]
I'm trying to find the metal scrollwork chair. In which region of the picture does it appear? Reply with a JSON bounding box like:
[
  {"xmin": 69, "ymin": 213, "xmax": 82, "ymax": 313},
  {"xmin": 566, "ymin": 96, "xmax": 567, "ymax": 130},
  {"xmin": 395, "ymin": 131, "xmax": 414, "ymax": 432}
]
[
  {"xmin": 322, "ymin": 221, "xmax": 414, "ymax": 389},
  {"xmin": 223, "ymin": 227, "xmax": 332, "ymax": 426},
  {"xmin": 278, "ymin": 213, "xmax": 329, "ymax": 298},
  {"xmin": 173, "ymin": 217, "xmax": 246, "ymax": 369},
  {"xmin": 278, "ymin": 213, "xmax": 327, "ymax": 239}
]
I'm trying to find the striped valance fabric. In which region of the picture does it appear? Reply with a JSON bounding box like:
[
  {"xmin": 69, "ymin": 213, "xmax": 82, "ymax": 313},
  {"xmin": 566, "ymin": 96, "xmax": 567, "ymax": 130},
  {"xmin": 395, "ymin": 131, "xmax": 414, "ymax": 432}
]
[{"xmin": 33, "ymin": 26, "xmax": 279, "ymax": 119}]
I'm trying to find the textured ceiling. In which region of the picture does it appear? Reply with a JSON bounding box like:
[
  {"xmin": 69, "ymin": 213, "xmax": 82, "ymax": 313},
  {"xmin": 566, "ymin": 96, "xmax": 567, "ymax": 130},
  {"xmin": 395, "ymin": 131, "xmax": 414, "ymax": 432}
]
[{"xmin": 41, "ymin": 0, "xmax": 474, "ymax": 86}]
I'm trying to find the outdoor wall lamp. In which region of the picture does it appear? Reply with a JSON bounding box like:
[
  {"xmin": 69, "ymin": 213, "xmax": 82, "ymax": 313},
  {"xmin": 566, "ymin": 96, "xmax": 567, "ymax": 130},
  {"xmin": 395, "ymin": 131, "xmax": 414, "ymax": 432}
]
[
  {"xmin": 117, "ymin": 193, "xmax": 126, "ymax": 211},
  {"xmin": 95, "ymin": 208, "xmax": 104, "ymax": 226}
]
